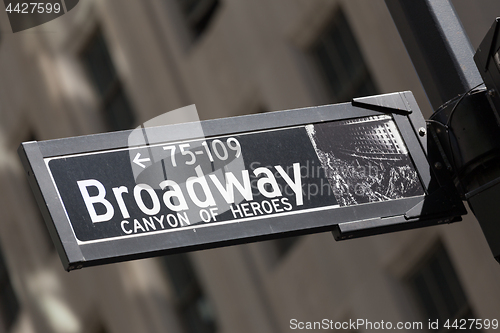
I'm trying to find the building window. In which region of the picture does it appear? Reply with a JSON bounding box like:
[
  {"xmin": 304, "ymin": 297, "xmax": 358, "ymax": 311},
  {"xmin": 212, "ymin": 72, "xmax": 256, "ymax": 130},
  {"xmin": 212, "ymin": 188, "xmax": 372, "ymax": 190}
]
[
  {"xmin": 0, "ymin": 247, "xmax": 19, "ymax": 331},
  {"xmin": 310, "ymin": 9, "xmax": 377, "ymax": 103},
  {"xmin": 176, "ymin": 0, "xmax": 220, "ymax": 39},
  {"xmin": 408, "ymin": 243, "xmax": 479, "ymax": 332},
  {"xmin": 81, "ymin": 29, "xmax": 136, "ymax": 131},
  {"xmin": 162, "ymin": 253, "xmax": 217, "ymax": 333}
]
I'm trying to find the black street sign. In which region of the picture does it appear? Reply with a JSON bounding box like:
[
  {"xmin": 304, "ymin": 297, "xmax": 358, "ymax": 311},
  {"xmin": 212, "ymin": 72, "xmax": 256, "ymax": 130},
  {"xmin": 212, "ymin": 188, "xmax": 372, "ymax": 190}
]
[{"xmin": 18, "ymin": 91, "xmax": 466, "ymax": 271}]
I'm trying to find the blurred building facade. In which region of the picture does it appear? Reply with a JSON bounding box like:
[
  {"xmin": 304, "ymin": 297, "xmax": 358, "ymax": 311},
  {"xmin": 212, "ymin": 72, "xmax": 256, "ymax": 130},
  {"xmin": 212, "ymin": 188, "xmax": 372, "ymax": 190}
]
[{"xmin": 0, "ymin": 0, "xmax": 500, "ymax": 332}]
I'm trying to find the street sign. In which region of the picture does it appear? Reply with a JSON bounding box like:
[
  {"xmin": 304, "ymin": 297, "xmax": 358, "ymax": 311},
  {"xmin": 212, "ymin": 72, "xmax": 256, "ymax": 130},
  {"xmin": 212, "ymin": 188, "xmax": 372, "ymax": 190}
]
[{"xmin": 18, "ymin": 91, "xmax": 466, "ymax": 271}]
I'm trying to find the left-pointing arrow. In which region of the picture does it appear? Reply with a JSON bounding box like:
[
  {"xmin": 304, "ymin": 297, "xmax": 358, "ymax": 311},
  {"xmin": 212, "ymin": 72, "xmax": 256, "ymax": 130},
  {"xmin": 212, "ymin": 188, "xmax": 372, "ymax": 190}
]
[{"xmin": 133, "ymin": 153, "xmax": 150, "ymax": 168}]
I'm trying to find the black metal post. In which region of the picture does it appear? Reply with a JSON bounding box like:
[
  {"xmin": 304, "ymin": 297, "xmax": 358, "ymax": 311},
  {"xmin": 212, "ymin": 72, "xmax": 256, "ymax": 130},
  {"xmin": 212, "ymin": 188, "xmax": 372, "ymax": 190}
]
[
  {"xmin": 386, "ymin": 0, "xmax": 500, "ymax": 263},
  {"xmin": 385, "ymin": 0, "xmax": 483, "ymax": 109}
]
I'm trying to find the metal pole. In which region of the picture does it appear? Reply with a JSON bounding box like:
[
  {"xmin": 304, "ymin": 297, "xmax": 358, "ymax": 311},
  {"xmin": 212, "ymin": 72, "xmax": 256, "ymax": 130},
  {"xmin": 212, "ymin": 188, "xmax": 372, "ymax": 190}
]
[
  {"xmin": 386, "ymin": 0, "xmax": 500, "ymax": 263},
  {"xmin": 385, "ymin": 0, "xmax": 483, "ymax": 109}
]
